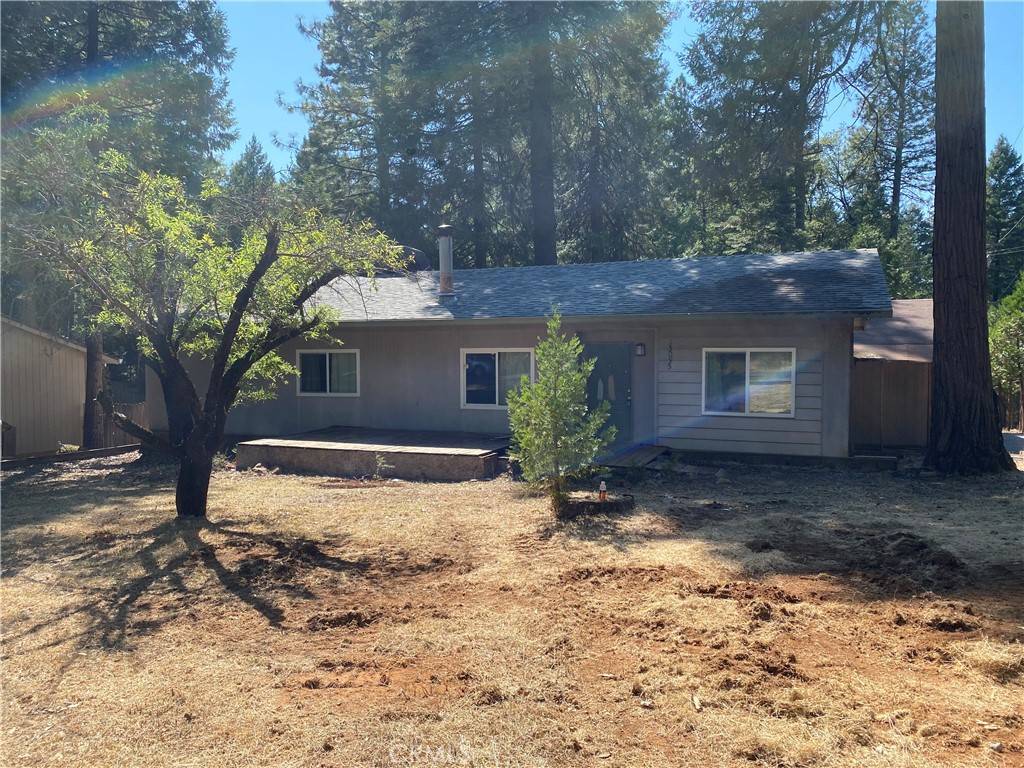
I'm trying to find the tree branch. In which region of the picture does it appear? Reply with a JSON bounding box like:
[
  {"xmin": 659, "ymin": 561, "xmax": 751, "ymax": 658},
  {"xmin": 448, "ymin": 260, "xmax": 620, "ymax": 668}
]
[{"xmin": 97, "ymin": 389, "xmax": 176, "ymax": 454}]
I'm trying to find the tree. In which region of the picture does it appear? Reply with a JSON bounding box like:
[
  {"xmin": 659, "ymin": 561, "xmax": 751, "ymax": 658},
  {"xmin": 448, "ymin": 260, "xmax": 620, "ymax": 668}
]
[
  {"xmin": 12, "ymin": 136, "xmax": 406, "ymax": 517},
  {"xmin": 2, "ymin": 0, "xmax": 234, "ymax": 448},
  {"xmin": 1, "ymin": 1, "xmax": 234, "ymax": 185},
  {"xmin": 220, "ymin": 135, "xmax": 278, "ymax": 248},
  {"xmin": 683, "ymin": 1, "xmax": 864, "ymax": 253},
  {"xmin": 926, "ymin": 1, "xmax": 1014, "ymax": 473},
  {"xmin": 507, "ymin": 312, "xmax": 615, "ymax": 517},
  {"xmin": 991, "ymin": 276, "xmax": 1024, "ymax": 430},
  {"xmin": 851, "ymin": 0, "xmax": 934, "ymax": 241},
  {"xmin": 296, "ymin": 1, "xmax": 671, "ymax": 268},
  {"xmin": 986, "ymin": 136, "xmax": 1024, "ymax": 301}
]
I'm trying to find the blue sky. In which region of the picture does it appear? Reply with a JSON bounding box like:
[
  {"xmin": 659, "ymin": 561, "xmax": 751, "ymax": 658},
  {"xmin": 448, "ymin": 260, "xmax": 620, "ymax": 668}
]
[{"xmin": 219, "ymin": 1, "xmax": 1024, "ymax": 174}]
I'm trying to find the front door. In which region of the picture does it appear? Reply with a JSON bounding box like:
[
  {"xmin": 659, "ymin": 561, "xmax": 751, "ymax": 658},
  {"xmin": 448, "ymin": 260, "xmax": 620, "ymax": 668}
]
[{"xmin": 585, "ymin": 343, "xmax": 633, "ymax": 446}]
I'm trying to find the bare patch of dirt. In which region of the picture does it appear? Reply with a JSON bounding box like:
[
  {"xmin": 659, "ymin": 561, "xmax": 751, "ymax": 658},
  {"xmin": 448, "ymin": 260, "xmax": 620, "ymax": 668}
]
[{"xmin": 2, "ymin": 454, "xmax": 1022, "ymax": 768}]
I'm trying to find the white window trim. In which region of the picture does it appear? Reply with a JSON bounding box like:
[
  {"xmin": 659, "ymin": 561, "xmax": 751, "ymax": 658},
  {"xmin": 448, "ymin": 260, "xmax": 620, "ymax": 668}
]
[
  {"xmin": 296, "ymin": 349, "xmax": 360, "ymax": 397},
  {"xmin": 460, "ymin": 347, "xmax": 535, "ymax": 410},
  {"xmin": 701, "ymin": 347, "xmax": 796, "ymax": 418}
]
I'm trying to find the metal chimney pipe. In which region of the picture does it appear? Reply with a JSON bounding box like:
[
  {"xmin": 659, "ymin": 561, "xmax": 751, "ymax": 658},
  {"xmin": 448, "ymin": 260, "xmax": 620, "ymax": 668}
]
[{"xmin": 437, "ymin": 223, "xmax": 456, "ymax": 304}]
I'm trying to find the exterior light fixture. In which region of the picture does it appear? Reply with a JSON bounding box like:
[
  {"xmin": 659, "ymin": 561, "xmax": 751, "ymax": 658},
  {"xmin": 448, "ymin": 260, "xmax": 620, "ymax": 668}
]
[{"xmin": 634, "ymin": 343, "xmax": 646, "ymax": 357}]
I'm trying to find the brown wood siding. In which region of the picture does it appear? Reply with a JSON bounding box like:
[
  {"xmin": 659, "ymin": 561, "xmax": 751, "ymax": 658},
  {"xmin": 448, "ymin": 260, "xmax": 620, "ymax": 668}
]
[
  {"xmin": 1, "ymin": 320, "xmax": 86, "ymax": 455},
  {"xmin": 851, "ymin": 360, "xmax": 931, "ymax": 448}
]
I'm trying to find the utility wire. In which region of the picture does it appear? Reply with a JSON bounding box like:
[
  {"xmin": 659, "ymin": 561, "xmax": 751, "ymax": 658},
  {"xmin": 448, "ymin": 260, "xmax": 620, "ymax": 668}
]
[{"xmin": 995, "ymin": 212, "xmax": 1024, "ymax": 245}]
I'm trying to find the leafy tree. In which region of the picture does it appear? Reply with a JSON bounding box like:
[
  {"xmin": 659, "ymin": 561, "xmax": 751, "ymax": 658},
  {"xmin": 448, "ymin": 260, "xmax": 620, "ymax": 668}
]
[
  {"xmin": 507, "ymin": 312, "xmax": 615, "ymax": 518},
  {"xmin": 986, "ymin": 136, "xmax": 1024, "ymax": 301},
  {"xmin": 10, "ymin": 128, "xmax": 406, "ymax": 517},
  {"xmin": 991, "ymin": 276, "xmax": 1024, "ymax": 430},
  {"xmin": 2, "ymin": 0, "xmax": 234, "ymax": 447},
  {"xmin": 927, "ymin": 1, "xmax": 1014, "ymax": 473}
]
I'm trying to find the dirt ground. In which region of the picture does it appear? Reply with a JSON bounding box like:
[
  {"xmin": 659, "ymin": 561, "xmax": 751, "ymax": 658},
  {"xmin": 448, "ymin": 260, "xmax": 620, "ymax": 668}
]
[{"xmin": 2, "ymin": 453, "xmax": 1022, "ymax": 768}]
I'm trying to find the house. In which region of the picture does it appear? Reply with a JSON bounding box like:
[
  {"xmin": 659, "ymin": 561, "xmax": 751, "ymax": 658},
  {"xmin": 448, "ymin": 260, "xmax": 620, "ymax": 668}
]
[
  {"xmin": 852, "ymin": 299, "xmax": 933, "ymax": 449},
  {"xmin": 151, "ymin": 231, "xmax": 892, "ymax": 466},
  {"xmin": 0, "ymin": 316, "xmax": 121, "ymax": 457}
]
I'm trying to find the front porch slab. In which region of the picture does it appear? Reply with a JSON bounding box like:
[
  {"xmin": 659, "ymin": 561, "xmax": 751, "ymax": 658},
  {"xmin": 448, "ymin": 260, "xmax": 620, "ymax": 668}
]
[{"xmin": 234, "ymin": 427, "xmax": 510, "ymax": 481}]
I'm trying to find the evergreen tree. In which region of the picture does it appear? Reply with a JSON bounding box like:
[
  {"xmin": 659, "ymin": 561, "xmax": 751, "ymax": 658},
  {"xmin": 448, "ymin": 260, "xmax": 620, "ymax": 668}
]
[
  {"xmin": 1, "ymin": 1, "xmax": 235, "ymax": 184},
  {"xmin": 986, "ymin": 136, "xmax": 1024, "ymax": 301},
  {"xmin": 221, "ymin": 136, "xmax": 278, "ymax": 247},
  {"xmin": 296, "ymin": 1, "xmax": 671, "ymax": 267},
  {"xmin": 853, "ymin": 0, "xmax": 934, "ymax": 241},
  {"xmin": 683, "ymin": 1, "xmax": 864, "ymax": 253},
  {"xmin": 507, "ymin": 312, "xmax": 615, "ymax": 518}
]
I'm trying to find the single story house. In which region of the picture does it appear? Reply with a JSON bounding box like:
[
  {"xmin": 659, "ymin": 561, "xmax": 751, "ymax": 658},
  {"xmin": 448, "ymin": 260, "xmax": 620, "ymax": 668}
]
[
  {"xmin": 852, "ymin": 299, "xmax": 933, "ymax": 449},
  {"xmin": 1, "ymin": 316, "xmax": 120, "ymax": 457},
  {"xmin": 151, "ymin": 237, "xmax": 892, "ymax": 461}
]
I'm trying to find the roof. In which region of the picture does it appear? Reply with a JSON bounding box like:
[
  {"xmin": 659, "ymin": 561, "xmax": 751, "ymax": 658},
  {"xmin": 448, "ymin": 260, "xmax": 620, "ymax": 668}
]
[
  {"xmin": 314, "ymin": 248, "xmax": 892, "ymax": 323},
  {"xmin": 854, "ymin": 299, "xmax": 933, "ymax": 362},
  {"xmin": 1, "ymin": 316, "xmax": 121, "ymax": 364}
]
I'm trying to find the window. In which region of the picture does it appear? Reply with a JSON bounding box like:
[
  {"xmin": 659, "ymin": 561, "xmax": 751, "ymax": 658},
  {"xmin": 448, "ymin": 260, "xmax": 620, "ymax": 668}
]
[
  {"xmin": 461, "ymin": 348, "xmax": 534, "ymax": 408},
  {"xmin": 297, "ymin": 350, "xmax": 359, "ymax": 396},
  {"xmin": 703, "ymin": 349, "xmax": 794, "ymax": 417}
]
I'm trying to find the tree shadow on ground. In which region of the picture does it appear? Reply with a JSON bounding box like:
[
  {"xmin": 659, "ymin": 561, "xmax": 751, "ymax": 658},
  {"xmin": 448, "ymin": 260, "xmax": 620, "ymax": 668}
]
[
  {"xmin": 2, "ymin": 515, "xmax": 455, "ymax": 672},
  {"xmin": 1, "ymin": 453, "xmax": 180, "ymax": 531}
]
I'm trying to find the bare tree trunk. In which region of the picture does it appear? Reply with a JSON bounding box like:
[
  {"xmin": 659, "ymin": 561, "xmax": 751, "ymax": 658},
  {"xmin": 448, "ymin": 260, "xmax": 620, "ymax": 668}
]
[
  {"xmin": 471, "ymin": 74, "xmax": 488, "ymax": 270},
  {"xmin": 80, "ymin": 3, "xmax": 104, "ymax": 450},
  {"xmin": 82, "ymin": 330, "xmax": 105, "ymax": 449},
  {"xmin": 86, "ymin": 1, "xmax": 100, "ymax": 64},
  {"xmin": 586, "ymin": 120, "xmax": 605, "ymax": 263},
  {"xmin": 926, "ymin": 2, "xmax": 1014, "ymax": 473},
  {"xmin": 526, "ymin": 1, "xmax": 557, "ymax": 266},
  {"xmin": 889, "ymin": 97, "xmax": 906, "ymax": 241},
  {"xmin": 176, "ymin": 447, "xmax": 213, "ymax": 518},
  {"xmin": 1018, "ymin": 375, "xmax": 1023, "ymax": 432}
]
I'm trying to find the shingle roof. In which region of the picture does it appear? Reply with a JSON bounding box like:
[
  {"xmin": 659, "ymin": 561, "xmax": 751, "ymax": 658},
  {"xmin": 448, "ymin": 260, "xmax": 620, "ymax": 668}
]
[
  {"xmin": 854, "ymin": 299, "xmax": 933, "ymax": 362},
  {"xmin": 313, "ymin": 248, "xmax": 892, "ymax": 323}
]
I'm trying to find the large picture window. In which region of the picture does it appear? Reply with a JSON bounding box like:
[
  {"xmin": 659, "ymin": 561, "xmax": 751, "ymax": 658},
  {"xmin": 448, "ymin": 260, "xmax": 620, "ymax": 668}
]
[
  {"xmin": 297, "ymin": 350, "xmax": 359, "ymax": 396},
  {"xmin": 461, "ymin": 348, "xmax": 534, "ymax": 408},
  {"xmin": 703, "ymin": 348, "xmax": 795, "ymax": 416}
]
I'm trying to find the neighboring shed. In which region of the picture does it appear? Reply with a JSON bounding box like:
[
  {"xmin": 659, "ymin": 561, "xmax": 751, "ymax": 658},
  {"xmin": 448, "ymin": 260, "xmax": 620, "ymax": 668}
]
[
  {"xmin": 0, "ymin": 317, "xmax": 121, "ymax": 457},
  {"xmin": 852, "ymin": 299, "xmax": 933, "ymax": 449}
]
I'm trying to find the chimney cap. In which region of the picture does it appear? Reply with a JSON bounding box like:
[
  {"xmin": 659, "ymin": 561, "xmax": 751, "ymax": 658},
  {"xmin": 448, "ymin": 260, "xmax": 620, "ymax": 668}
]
[{"xmin": 437, "ymin": 223, "xmax": 454, "ymax": 237}]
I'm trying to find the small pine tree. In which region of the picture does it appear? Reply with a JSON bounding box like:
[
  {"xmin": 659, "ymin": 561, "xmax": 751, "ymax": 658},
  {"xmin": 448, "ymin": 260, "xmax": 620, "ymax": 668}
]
[{"xmin": 507, "ymin": 311, "xmax": 616, "ymax": 517}]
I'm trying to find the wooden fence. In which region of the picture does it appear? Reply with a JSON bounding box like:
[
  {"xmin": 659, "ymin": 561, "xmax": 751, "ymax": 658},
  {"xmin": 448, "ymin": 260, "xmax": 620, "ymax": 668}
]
[{"xmin": 101, "ymin": 402, "xmax": 148, "ymax": 449}]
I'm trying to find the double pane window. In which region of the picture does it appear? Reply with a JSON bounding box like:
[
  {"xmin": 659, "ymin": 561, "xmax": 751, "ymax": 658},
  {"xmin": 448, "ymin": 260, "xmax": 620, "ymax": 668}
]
[
  {"xmin": 703, "ymin": 349, "xmax": 794, "ymax": 416},
  {"xmin": 463, "ymin": 349, "xmax": 533, "ymax": 407},
  {"xmin": 298, "ymin": 350, "xmax": 359, "ymax": 396}
]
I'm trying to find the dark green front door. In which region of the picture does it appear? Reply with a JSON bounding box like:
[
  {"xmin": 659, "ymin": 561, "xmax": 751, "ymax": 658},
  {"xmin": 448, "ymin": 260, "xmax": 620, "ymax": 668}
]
[{"xmin": 585, "ymin": 343, "xmax": 633, "ymax": 446}]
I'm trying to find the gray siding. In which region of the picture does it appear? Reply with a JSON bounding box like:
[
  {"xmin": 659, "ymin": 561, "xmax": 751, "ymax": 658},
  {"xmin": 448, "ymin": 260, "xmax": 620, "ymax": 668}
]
[
  {"xmin": 1, "ymin": 320, "xmax": 86, "ymax": 455},
  {"xmin": 221, "ymin": 321, "xmax": 660, "ymax": 443},
  {"xmin": 159, "ymin": 315, "xmax": 854, "ymax": 459},
  {"xmin": 655, "ymin": 317, "xmax": 852, "ymax": 458}
]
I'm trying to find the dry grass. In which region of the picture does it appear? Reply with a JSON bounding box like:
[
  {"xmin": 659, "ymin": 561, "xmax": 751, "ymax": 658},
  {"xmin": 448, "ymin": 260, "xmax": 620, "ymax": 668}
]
[{"xmin": 2, "ymin": 453, "xmax": 1023, "ymax": 768}]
